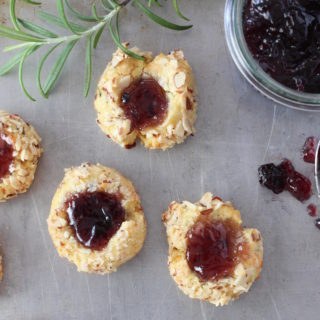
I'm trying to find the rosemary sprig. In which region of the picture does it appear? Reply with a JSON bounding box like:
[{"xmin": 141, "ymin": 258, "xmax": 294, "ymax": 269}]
[{"xmin": 0, "ymin": 0, "xmax": 192, "ymax": 101}]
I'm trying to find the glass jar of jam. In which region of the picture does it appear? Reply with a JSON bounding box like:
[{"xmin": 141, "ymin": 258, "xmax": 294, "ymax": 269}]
[{"xmin": 225, "ymin": 0, "xmax": 320, "ymax": 111}]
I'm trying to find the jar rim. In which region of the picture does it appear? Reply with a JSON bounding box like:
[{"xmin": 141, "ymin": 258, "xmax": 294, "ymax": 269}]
[{"xmin": 224, "ymin": 0, "xmax": 320, "ymax": 112}]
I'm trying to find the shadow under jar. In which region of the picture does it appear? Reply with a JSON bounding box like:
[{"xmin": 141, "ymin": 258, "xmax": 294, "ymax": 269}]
[{"xmin": 225, "ymin": 0, "xmax": 320, "ymax": 111}]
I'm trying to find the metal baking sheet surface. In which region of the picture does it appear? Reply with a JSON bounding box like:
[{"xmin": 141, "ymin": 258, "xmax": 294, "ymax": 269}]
[{"xmin": 0, "ymin": 1, "xmax": 319, "ymax": 319}]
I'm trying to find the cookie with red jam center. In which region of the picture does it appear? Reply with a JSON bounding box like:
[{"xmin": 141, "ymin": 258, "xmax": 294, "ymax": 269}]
[
  {"xmin": 94, "ymin": 45, "xmax": 197, "ymax": 150},
  {"xmin": 163, "ymin": 192, "xmax": 263, "ymax": 306},
  {"xmin": 48, "ymin": 163, "xmax": 146, "ymax": 274},
  {"xmin": 0, "ymin": 111, "xmax": 42, "ymax": 202}
]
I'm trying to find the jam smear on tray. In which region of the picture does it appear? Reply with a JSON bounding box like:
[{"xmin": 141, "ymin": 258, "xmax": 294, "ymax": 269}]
[
  {"xmin": 243, "ymin": 0, "xmax": 320, "ymax": 93},
  {"xmin": 120, "ymin": 78, "xmax": 168, "ymax": 130},
  {"xmin": 66, "ymin": 191, "xmax": 125, "ymax": 251},
  {"xmin": 0, "ymin": 133, "xmax": 14, "ymax": 179},
  {"xmin": 186, "ymin": 217, "xmax": 244, "ymax": 281},
  {"xmin": 302, "ymin": 136, "xmax": 318, "ymax": 164},
  {"xmin": 307, "ymin": 203, "xmax": 318, "ymax": 217},
  {"xmin": 258, "ymin": 159, "xmax": 312, "ymax": 201}
]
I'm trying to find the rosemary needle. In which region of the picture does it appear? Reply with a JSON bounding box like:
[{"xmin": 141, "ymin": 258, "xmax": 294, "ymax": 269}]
[{"xmin": 0, "ymin": 0, "xmax": 192, "ymax": 101}]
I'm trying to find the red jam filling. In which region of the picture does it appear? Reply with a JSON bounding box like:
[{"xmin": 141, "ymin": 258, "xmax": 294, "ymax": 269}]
[
  {"xmin": 186, "ymin": 217, "xmax": 244, "ymax": 281},
  {"xmin": 120, "ymin": 78, "xmax": 168, "ymax": 130},
  {"xmin": 65, "ymin": 191, "xmax": 125, "ymax": 251},
  {"xmin": 258, "ymin": 159, "xmax": 312, "ymax": 202},
  {"xmin": 0, "ymin": 133, "xmax": 14, "ymax": 179},
  {"xmin": 243, "ymin": 0, "xmax": 320, "ymax": 93}
]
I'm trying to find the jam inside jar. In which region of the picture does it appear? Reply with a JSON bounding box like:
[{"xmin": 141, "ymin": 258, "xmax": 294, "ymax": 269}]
[
  {"xmin": 0, "ymin": 133, "xmax": 14, "ymax": 179},
  {"xmin": 66, "ymin": 191, "xmax": 125, "ymax": 251},
  {"xmin": 186, "ymin": 217, "xmax": 244, "ymax": 281},
  {"xmin": 243, "ymin": 0, "xmax": 320, "ymax": 93},
  {"xmin": 120, "ymin": 78, "xmax": 168, "ymax": 130}
]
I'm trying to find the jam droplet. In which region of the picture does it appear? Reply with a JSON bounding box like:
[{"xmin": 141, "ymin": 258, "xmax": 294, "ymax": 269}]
[
  {"xmin": 302, "ymin": 136, "xmax": 318, "ymax": 164},
  {"xmin": 279, "ymin": 159, "xmax": 312, "ymax": 201},
  {"xmin": 243, "ymin": 0, "xmax": 320, "ymax": 93},
  {"xmin": 120, "ymin": 78, "xmax": 168, "ymax": 130},
  {"xmin": 66, "ymin": 191, "xmax": 125, "ymax": 251},
  {"xmin": 186, "ymin": 218, "xmax": 244, "ymax": 281},
  {"xmin": 0, "ymin": 133, "xmax": 14, "ymax": 179},
  {"xmin": 258, "ymin": 159, "xmax": 312, "ymax": 202},
  {"xmin": 307, "ymin": 204, "xmax": 318, "ymax": 217}
]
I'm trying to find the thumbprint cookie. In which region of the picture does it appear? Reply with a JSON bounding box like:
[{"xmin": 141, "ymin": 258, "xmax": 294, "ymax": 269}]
[
  {"xmin": 0, "ymin": 111, "xmax": 42, "ymax": 202},
  {"xmin": 94, "ymin": 44, "xmax": 197, "ymax": 150},
  {"xmin": 47, "ymin": 163, "xmax": 146, "ymax": 274},
  {"xmin": 162, "ymin": 193, "xmax": 263, "ymax": 306}
]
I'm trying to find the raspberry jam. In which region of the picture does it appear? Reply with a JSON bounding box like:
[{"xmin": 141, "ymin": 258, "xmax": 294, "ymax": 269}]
[
  {"xmin": 186, "ymin": 217, "xmax": 244, "ymax": 281},
  {"xmin": 307, "ymin": 204, "xmax": 318, "ymax": 217},
  {"xmin": 258, "ymin": 159, "xmax": 312, "ymax": 201},
  {"xmin": 120, "ymin": 78, "xmax": 168, "ymax": 130},
  {"xmin": 302, "ymin": 137, "xmax": 318, "ymax": 164},
  {"xmin": 243, "ymin": 0, "xmax": 320, "ymax": 93},
  {"xmin": 0, "ymin": 133, "xmax": 14, "ymax": 179},
  {"xmin": 66, "ymin": 191, "xmax": 125, "ymax": 251}
]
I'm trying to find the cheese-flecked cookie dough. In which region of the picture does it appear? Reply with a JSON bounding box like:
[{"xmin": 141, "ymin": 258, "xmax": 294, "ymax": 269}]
[
  {"xmin": 94, "ymin": 44, "xmax": 197, "ymax": 150},
  {"xmin": 0, "ymin": 111, "xmax": 43, "ymax": 202},
  {"xmin": 48, "ymin": 163, "xmax": 146, "ymax": 274},
  {"xmin": 162, "ymin": 193, "xmax": 263, "ymax": 306}
]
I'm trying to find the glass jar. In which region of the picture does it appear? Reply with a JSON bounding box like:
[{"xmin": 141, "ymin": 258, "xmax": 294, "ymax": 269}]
[{"xmin": 224, "ymin": 0, "xmax": 320, "ymax": 112}]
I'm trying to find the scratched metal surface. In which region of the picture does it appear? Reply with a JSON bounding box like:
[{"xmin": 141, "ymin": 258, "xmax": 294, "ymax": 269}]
[{"xmin": 0, "ymin": 1, "xmax": 320, "ymax": 319}]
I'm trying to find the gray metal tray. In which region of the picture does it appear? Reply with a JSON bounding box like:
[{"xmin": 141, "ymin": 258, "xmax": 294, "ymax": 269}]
[{"xmin": 0, "ymin": 1, "xmax": 319, "ymax": 319}]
